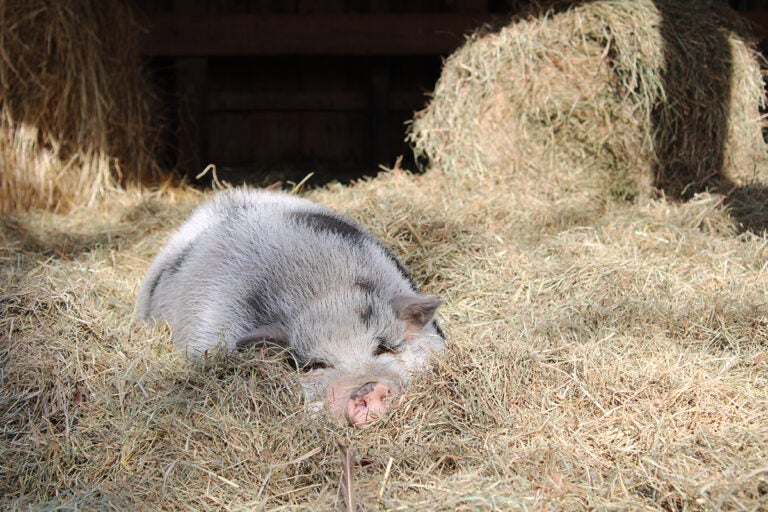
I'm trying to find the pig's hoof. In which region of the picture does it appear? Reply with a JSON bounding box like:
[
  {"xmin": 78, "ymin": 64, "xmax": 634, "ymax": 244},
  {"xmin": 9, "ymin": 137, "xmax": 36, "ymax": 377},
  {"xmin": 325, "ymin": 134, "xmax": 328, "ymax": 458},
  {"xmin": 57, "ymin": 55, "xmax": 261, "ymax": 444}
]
[{"xmin": 346, "ymin": 382, "xmax": 395, "ymax": 426}]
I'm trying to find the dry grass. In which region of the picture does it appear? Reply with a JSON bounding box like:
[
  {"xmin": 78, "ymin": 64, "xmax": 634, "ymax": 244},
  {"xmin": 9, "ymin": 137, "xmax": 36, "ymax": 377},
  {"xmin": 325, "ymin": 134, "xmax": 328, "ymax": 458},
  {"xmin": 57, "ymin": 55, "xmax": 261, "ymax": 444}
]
[
  {"xmin": 2, "ymin": 0, "xmax": 768, "ymax": 510},
  {"xmin": 0, "ymin": 0, "xmax": 164, "ymax": 213},
  {"xmin": 1, "ymin": 169, "xmax": 766, "ymax": 510}
]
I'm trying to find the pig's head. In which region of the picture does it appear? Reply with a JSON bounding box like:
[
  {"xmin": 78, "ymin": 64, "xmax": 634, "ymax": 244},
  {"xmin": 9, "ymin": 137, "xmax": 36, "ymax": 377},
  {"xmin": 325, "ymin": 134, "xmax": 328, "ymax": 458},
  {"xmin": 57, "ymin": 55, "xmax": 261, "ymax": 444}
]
[{"xmin": 237, "ymin": 289, "xmax": 445, "ymax": 426}]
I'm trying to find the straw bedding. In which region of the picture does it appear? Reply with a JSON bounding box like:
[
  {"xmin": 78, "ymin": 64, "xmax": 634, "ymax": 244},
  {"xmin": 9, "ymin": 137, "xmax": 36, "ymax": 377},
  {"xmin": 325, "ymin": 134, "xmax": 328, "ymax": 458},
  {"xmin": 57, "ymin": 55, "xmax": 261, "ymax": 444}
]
[
  {"xmin": 1, "ymin": 0, "xmax": 767, "ymax": 510},
  {"xmin": 2, "ymin": 171, "xmax": 767, "ymax": 510}
]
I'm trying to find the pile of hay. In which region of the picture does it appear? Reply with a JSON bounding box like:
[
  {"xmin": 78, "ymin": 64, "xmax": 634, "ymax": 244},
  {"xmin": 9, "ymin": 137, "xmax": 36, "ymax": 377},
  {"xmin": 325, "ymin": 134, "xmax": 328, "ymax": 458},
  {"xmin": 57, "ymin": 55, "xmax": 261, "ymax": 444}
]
[
  {"xmin": 0, "ymin": 0, "xmax": 163, "ymax": 213},
  {"xmin": 409, "ymin": 0, "xmax": 768, "ymax": 202},
  {"xmin": 1, "ymin": 170, "xmax": 766, "ymax": 509}
]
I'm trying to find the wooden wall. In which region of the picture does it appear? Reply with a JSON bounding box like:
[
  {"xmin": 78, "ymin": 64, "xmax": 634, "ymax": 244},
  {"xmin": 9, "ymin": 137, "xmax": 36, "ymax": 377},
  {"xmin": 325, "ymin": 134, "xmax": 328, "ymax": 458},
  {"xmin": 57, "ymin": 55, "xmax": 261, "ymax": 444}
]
[
  {"xmin": 200, "ymin": 55, "xmax": 442, "ymax": 183},
  {"xmin": 136, "ymin": 1, "xmax": 768, "ymax": 186},
  {"xmin": 136, "ymin": 0, "xmax": 512, "ymax": 185}
]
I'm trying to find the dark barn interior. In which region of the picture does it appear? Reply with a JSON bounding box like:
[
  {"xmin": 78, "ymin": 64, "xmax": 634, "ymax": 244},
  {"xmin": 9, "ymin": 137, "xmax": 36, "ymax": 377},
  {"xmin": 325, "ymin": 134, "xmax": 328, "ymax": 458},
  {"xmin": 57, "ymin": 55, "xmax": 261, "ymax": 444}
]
[{"xmin": 135, "ymin": 0, "xmax": 768, "ymax": 187}]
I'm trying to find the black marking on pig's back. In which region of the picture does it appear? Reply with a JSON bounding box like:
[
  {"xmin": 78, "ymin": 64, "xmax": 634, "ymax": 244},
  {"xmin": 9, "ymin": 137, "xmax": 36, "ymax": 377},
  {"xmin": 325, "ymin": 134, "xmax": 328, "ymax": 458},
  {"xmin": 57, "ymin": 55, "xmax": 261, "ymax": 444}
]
[
  {"xmin": 292, "ymin": 210, "xmax": 419, "ymax": 291},
  {"xmin": 291, "ymin": 211, "xmax": 367, "ymax": 243}
]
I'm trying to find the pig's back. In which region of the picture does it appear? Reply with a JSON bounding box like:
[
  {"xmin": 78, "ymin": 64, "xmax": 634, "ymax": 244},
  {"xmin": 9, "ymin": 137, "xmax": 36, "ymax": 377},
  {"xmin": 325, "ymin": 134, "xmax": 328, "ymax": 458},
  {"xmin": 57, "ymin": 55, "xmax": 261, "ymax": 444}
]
[{"xmin": 137, "ymin": 189, "xmax": 417, "ymax": 356}]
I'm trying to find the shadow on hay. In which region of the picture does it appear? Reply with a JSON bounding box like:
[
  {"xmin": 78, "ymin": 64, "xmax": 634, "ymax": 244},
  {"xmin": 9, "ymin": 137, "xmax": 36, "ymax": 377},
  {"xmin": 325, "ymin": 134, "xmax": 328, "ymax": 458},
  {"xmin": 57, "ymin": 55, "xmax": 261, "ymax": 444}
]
[
  {"xmin": 0, "ymin": 198, "xmax": 188, "ymax": 260},
  {"xmin": 648, "ymin": 0, "xmax": 734, "ymax": 201},
  {"xmin": 648, "ymin": 0, "xmax": 768, "ymax": 234},
  {"xmin": 722, "ymin": 183, "xmax": 768, "ymax": 234},
  {"xmin": 0, "ymin": 218, "xmax": 126, "ymax": 259},
  {"xmin": 647, "ymin": 0, "xmax": 768, "ymax": 234}
]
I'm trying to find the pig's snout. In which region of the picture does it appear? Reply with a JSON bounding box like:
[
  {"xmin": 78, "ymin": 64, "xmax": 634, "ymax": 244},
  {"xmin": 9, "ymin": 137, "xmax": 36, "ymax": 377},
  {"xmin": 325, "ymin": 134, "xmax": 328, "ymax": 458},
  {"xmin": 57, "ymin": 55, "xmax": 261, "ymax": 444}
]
[{"xmin": 345, "ymin": 381, "xmax": 395, "ymax": 426}]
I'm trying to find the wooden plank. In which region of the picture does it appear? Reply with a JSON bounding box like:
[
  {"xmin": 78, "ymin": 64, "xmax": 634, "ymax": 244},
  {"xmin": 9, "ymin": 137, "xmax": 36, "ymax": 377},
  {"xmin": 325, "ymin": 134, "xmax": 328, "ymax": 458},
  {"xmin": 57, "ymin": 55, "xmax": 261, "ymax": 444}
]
[
  {"xmin": 208, "ymin": 91, "xmax": 428, "ymax": 112},
  {"xmin": 299, "ymin": 111, "xmax": 367, "ymax": 162},
  {"xmin": 297, "ymin": 0, "xmax": 346, "ymax": 14},
  {"xmin": 208, "ymin": 111, "xmax": 368, "ymax": 167},
  {"xmin": 144, "ymin": 14, "xmax": 495, "ymax": 56},
  {"xmin": 457, "ymin": 0, "xmax": 488, "ymax": 14},
  {"xmin": 208, "ymin": 111, "xmax": 301, "ymax": 166},
  {"xmin": 209, "ymin": 91, "xmax": 367, "ymax": 111},
  {"xmin": 175, "ymin": 57, "xmax": 208, "ymax": 178},
  {"xmin": 369, "ymin": 59, "xmax": 391, "ymax": 165}
]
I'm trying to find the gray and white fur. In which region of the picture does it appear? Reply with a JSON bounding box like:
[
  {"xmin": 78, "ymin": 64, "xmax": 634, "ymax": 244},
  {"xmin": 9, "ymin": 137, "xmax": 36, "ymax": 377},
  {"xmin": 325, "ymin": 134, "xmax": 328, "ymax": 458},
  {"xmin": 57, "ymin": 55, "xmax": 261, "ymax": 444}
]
[{"xmin": 136, "ymin": 188, "xmax": 445, "ymax": 424}]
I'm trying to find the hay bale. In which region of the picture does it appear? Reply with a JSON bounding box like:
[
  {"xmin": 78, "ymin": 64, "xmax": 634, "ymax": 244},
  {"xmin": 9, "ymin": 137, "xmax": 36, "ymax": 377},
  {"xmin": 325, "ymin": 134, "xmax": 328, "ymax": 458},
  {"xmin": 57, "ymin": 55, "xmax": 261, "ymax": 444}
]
[
  {"xmin": 0, "ymin": 0, "xmax": 163, "ymax": 213},
  {"xmin": 409, "ymin": 0, "xmax": 768, "ymax": 201}
]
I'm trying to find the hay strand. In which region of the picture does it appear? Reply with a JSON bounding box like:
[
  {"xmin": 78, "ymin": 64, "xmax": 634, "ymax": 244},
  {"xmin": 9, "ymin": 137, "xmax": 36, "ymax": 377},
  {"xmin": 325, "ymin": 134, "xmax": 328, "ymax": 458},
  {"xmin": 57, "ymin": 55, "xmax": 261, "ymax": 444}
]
[{"xmin": 338, "ymin": 442, "xmax": 357, "ymax": 512}]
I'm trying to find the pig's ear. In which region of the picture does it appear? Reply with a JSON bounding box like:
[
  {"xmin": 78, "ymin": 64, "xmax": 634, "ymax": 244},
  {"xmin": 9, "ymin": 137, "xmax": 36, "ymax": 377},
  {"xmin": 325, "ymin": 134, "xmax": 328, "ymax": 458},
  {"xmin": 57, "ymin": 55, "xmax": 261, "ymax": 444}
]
[
  {"xmin": 235, "ymin": 324, "xmax": 289, "ymax": 351},
  {"xmin": 391, "ymin": 294, "xmax": 444, "ymax": 332}
]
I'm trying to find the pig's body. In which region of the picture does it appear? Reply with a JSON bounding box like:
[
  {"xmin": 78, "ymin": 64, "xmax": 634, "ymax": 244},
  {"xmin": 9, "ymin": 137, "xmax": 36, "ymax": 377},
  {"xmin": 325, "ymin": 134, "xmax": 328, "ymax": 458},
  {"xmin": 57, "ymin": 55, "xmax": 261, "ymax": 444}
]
[{"xmin": 136, "ymin": 188, "xmax": 445, "ymax": 425}]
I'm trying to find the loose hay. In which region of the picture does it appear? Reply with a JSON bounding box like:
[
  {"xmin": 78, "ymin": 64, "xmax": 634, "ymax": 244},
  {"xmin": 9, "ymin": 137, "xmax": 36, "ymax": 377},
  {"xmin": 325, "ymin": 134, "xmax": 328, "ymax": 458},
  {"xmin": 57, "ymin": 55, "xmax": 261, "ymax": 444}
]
[
  {"xmin": 409, "ymin": 0, "xmax": 768, "ymax": 202},
  {"xmin": 1, "ymin": 167, "xmax": 766, "ymax": 510},
  {"xmin": 0, "ymin": 0, "xmax": 164, "ymax": 213}
]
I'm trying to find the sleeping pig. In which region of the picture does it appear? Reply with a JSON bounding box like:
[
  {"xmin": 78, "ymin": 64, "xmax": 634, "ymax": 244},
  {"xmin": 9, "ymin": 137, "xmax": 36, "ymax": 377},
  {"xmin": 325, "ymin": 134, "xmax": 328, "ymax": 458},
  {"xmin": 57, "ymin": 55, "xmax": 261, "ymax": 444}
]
[{"xmin": 136, "ymin": 188, "xmax": 446, "ymax": 426}]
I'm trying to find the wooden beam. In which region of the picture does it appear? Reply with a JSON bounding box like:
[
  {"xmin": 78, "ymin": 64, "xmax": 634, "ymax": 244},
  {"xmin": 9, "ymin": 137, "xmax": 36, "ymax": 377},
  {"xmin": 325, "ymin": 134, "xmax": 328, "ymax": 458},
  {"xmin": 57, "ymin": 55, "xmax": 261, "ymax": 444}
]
[
  {"xmin": 369, "ymin": 58, "xmax": 392, "ymax": 165},
  {"xmin": 207, "ymin": 91, "xmax": 429, "ymax": 112},
  {"xmin": 209, "ymin": 91, "xmax": 367, "ymax": 112},
  {"xmin": 144, "ymin": 14, "xmax": 497, "ymax": 56}
]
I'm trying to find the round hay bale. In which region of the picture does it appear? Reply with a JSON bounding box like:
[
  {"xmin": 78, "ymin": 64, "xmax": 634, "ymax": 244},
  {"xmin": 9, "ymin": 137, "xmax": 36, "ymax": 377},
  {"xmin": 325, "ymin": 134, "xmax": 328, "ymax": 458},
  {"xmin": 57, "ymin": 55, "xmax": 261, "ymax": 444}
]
[
  {"xmin": 409, "ymin": 0, "xmax": 768, "ymax": 202},
  {"xmin": 0, "ymin": 0, "xmax": 164, "ymax": 213}
]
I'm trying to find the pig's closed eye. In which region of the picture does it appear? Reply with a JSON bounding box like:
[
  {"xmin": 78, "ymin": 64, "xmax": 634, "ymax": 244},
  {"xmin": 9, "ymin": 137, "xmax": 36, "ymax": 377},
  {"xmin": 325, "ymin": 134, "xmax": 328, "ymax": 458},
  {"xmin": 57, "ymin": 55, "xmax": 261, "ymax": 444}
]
[
  {"xmin": 302, "ymin": 359, "xmax": 330, "ymax": 372},
  {"xmin": 373, "ymin": 337, "xmax": 397, "ymax": 356}
]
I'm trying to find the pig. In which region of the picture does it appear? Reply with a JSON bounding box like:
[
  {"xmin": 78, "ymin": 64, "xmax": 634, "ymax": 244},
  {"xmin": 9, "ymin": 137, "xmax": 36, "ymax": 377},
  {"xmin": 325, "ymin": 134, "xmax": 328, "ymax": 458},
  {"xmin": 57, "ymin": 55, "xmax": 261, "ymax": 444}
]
[{"xmin": 136, "ymin": 188, "xmax": 446, "ymax": 426}]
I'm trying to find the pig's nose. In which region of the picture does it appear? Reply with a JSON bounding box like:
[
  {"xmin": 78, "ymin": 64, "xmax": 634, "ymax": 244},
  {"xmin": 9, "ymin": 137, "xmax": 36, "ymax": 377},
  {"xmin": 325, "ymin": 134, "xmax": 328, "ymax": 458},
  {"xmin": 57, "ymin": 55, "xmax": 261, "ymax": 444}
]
[{"xmin": 345, "ymin": 381, "xmax": 395, "ymax": 426}]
